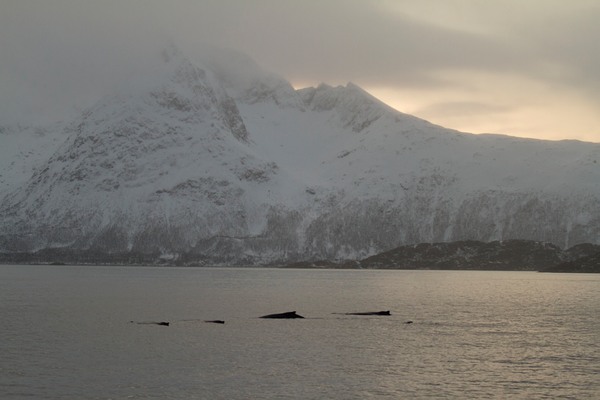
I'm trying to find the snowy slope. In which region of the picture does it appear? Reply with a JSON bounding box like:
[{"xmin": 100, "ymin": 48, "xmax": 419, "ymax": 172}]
[
  {"xmin": 0, "ymin": 123, "xmax": 69, "ymax": 198},
  {"xmin": 1, "ymin": 44, "xmax": 599, "ymax": 264},
  {"xmin": 237, "ymin": 80, "xmax": 600, "ymax": 257}
]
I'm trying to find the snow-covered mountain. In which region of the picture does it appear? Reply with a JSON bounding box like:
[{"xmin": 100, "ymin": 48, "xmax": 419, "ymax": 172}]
[{"xmin": 1, "ymin": 44, "xmax": 599, "ymax": 265}]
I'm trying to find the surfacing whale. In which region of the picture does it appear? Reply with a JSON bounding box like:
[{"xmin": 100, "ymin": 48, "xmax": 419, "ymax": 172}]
[
  {"xmin": 130, "ymin": 321, "xmax": 170, "ymax": 326},
  {"xmin": 260, "ymin": 311, "xmax": 304, "ymax": 319},
  {"xmin": 341, "ymin": 311, "xmax": 391, "ymax": 316}
]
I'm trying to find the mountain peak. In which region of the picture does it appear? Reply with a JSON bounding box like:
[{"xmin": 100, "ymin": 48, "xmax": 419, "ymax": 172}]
[
  {"xmin": 193, "ymin": 46, "xmax": 303, "ymax": 108},
  {"xmin": 159, "ymin": 42, "xmax": 183, "ymax": 64},
  {"xmin": 96, "ymin": 44, "xmax": 250, "ymax": 143},
  {"xmin": 297, "ymin": 82, "xmax": 389, "ymax": 132}
]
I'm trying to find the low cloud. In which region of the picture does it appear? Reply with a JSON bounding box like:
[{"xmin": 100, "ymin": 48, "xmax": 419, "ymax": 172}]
[{"xmin": 1, "ymin": 0, "xmax": 599, "ymax": 140}]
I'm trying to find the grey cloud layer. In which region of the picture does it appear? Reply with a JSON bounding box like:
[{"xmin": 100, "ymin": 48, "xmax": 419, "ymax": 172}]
[{"xmin": 1, "ymin": 0, "xmax": 599, "ymax": 139}]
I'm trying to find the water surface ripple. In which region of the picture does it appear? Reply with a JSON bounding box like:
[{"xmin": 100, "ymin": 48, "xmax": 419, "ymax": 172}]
[{"xmin": 1, "ymin": 266, "xmax": 599, "ymax": 399}]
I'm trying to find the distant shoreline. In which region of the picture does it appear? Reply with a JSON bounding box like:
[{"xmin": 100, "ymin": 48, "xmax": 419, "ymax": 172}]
[{"xmin": 2, "ymin": 239, "xmax": 599, "ymax": 273}]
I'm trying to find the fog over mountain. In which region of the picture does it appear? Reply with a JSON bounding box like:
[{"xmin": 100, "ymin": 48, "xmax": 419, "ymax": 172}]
[{"xmin": 1, "ymin": 45, "xmax": 599, "ymax": 265}]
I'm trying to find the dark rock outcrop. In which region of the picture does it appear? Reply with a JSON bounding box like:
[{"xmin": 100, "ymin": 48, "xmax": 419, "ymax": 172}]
[
  {"xmin": 341, "ymin": 240, "xmax": 597, "ymax": 271},
  {"xmin": 542, "ymin": 252, "xmax": 600, "ymax": 273}
]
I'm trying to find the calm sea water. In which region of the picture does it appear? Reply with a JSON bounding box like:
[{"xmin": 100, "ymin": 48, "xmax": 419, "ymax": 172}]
[{"xmin": 1, "ymin": 265, "xmax": 599, "ymax": 399}]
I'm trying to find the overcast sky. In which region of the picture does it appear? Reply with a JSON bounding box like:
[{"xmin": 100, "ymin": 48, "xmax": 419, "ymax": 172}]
[{"xmin": 2, "ymin": 0, "xmax": 600, "ymax": 142}]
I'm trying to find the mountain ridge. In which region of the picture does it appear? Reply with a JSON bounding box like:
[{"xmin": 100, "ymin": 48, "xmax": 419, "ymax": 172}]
[{"xmin": 1, "ymin": 44, "xmax": 599, "ymax": 265}]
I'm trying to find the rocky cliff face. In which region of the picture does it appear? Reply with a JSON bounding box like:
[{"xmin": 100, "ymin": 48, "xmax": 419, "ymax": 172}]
[{"xmin": 1, "ymin": 45, "xmax": 600, "ymax": 265}]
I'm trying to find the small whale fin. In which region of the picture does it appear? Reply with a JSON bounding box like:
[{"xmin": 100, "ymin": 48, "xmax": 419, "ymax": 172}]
[{"xmin": 260, "ymin": 311, "xmax": 304, "ymax": 319}]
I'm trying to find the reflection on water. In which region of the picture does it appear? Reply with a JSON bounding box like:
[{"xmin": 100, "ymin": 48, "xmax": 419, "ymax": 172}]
[{"xmin": 1, "ymin": 266, "xmax": 599, "ymax": 399}]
